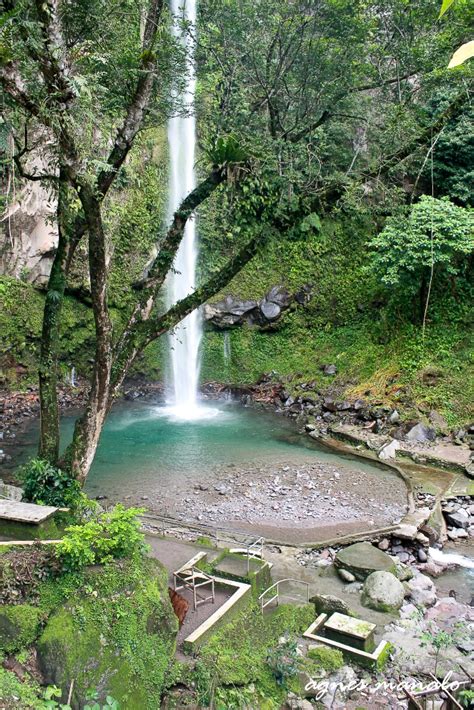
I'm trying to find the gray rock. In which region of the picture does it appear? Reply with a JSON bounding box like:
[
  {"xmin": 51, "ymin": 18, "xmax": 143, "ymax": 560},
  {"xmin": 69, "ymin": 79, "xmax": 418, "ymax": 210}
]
[
  {"xmin": 465, "ymin": 463, "xmax": 474, "ymax": 479},
  {"xmin": 447, "ymin": 528, "xmax": 468, "ymax": 540},
  {"xmin": 260, "ymin": 300, "xmax": 281, "ymax": 321},
  {"xmin": 361, "ymin": 571, "xmax": 405, "ymax": 612},
  {"xmin": 396, "ymin": 551, "xmax": 410, "ymax": 563},
  {"xmin": 337, "ymin": 569, "xmax": 356, "ymax": 583},
  {"xmin": 393, "ymin": 559, "xmax": 414, "ymax": 581},
  {"xmin": 446, "ymin": 509, "xmax": 469, "ymax": 529},
  {"xmin": 378, "ymin": 538, "xmax": 390, "ymax": 551},
  {"xmin": 378, "ymin": 439, "xmax": 400, "ymax": 460},
  {"xmin": 287, "ymin": 694, "xmax": 314, "ymax": 710},
  {"xmin": 429, "ymin": 410, "xmax": 448, "ymax": 433},
  {"xmin": 322, "ymin": 397, "xmax": 337, "ymax": 412},
  {"xmin": 405, "ymin": 423, "xmax": 437, "ymax": 443},
  {"xmin": 405, "ymin": 572, "xmax": 437, "ymax": 608},
  {"xmin": 266, "ymin": 285, "xmax": 292, "ymax": 308},
  {"xmin": 418, "ymin": 548, "xmax": 428, "ymax": 563},
  {"xmin": 336, "ymin": 400, "xmax": 352, "ymax": 411},
  {"xmin": 388, "ymin": 409, "xmax": 400, "ymax": 424},
  {"xmin": 322, "ymin": 364, "xmax": 337, "ymax": 376},
  {"xmin": 203, "ymin": 285, "xmax": 293, "ymax": 329}
]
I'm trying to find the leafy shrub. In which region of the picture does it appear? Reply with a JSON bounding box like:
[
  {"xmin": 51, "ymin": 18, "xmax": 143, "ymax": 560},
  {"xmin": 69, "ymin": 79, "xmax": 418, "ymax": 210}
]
[
  {"xmin": 20, "ymin": 458, "xmax": 81, "ymax": 508},
  {"xmin": 56, "ymin": 505, "xmax": 147, "ymax": 571},
  {"xmin": 84, "ymin": 689, "xmax": 120, "ymax": 710},
  {"xmin": 307, "ymin": 646, "xmax": 344, "ymax": 672},
  {"xmin": 266, "ymin": 639, "xmax": 300, "ymax": 686}
]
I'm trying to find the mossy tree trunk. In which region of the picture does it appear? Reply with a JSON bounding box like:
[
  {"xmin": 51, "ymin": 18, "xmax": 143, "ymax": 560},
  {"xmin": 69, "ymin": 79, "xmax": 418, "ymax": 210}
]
[{"xmin": 38, "ymin": 174, "xmax": 70, "ymax": 464}]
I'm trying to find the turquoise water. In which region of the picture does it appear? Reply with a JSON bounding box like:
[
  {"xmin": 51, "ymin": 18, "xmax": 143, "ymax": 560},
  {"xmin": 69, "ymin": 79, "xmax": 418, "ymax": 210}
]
[{"xmin": 10, "ymin": 400, "xmax": 396, "ymax": 499}]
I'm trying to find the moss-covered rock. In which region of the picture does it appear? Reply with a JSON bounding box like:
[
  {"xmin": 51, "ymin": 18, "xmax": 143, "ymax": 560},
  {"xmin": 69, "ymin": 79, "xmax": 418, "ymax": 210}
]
[
  {"xmin": 307, "ymin": 645, "xmax": 344, "ymax": 672},
  {"xmin": 37, "ymin": 557, "xmax": 178, "ymax": 709},
  {"xmin": 361, "ymin": 571, "xmax": 405, "ymax": 613},
  {"xmin": 0, "ymin": 604, "xmax": 42, "ymax": 653}
]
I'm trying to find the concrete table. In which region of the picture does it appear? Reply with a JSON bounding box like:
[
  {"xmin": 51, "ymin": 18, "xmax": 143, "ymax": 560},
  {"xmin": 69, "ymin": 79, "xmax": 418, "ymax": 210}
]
[{"xmin": 324, "ymin": 612, "xmax": 376, "ymax": 652}]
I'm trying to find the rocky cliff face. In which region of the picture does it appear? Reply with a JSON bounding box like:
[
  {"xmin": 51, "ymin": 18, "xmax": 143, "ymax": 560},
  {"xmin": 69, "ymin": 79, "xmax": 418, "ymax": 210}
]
[{"xmin": 1, "ymin": 159, "xmax": 57, "ymax": 285}]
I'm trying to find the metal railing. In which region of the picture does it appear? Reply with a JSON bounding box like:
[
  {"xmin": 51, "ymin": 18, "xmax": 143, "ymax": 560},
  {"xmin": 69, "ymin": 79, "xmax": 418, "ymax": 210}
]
[
  {"xmin": 173, "ymin": 565, "xmax": 215, "ymax": 611},
  {"xmin": 259, "ymin": 578, "xmax": 310, "ymax": 613},
  {"xmin": 140, "ymin": 512, "xmax": 265, "ymax": 558}
]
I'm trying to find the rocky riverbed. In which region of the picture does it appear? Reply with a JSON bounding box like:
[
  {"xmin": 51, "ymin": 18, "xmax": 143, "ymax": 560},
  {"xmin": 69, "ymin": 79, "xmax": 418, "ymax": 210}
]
[{"xmin": 124, "ymin": 456, "xmax": 408, "ymax": 543}]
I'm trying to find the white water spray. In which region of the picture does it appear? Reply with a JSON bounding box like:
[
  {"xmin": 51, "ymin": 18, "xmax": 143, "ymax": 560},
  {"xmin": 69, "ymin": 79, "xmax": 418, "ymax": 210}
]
[
  {"xmin": 429, "ymin": 547, "xmax": 474, "ymax": 570},
  {"xmin": 166, "ymin": 0, "xmax": 204, "ymax": 419}
]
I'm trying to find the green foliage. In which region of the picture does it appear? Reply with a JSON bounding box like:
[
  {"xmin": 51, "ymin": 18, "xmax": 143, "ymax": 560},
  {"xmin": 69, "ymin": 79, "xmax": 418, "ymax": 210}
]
[
  {"xmin": 439, "ymin": 0, "xmax": 456, "ymax": 17},
  {"xmin": 41, "ymin": 685, "xmax": 71, "ymax": 710},
  {"xmin": 204, "ymin": 134, "xmax": 248, "ymax": 166},
  {"xmin": 369, "ymin": 196, "xmax": 473, "ymax": 293},
  {"xmin": 84, "ymin": 689, "xmax": 120, "ymax": 710},
  {"xmin": 429, "ymin": 99, "xmax": 474, "ymax": 205},
  {"xmin": 420, "ymin": 620, "xmax": 468, "ymax": 673},
  {"xmin": 20, "ymin": 458, "xmax": 81, "ymax": 508},
  {"xmin": 56, "ymin": 505, "xmax": 147, "ymax": 571},
  {"xmin": 37, "ymin": 556, "xmax": 177, "ymax": 709},
  {"xmin": 459, "ymin": 689, "xmax": 474, "ymax": 709},
  {"xmin": 266, "ymin": 639, "xmax": 300, "ymax": 686},
  {"xmin": 0, "ymin": 667, "xmax": 43, "ymax": 709},
  {"xmin": 307, "ymin": 646, "xmax": 344, "ymax": 672},
  {"xmin": 195, "ymin": 603, "xmax": 314, "ymax": 707}
]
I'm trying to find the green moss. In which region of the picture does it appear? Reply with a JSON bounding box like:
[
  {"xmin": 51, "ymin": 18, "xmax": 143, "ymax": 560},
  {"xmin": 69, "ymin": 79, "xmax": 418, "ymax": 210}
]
[
  {"xmin": 307, "ymin": 646, "xmax": 344, "ymax": 672},
  {"xmin": 0, "ymin": 668, "xmax": 43, "ymax": 709},
  {"xmin": 0, "ymin": 604, "xmax": 43, "ymax": 653},
  {"xmin": 37, "ymin": 556, "xmax": 178, "ymax": 708},
  {"xmin": 376, "ymin": 641, "xmax": 393, "ymax": 670},
  {"xmin": 0, "ymin": 516, "xmax": 65, "ymax": 542}
]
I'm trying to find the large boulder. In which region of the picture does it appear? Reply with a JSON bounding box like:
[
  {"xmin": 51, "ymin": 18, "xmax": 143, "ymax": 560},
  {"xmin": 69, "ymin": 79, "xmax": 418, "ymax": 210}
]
[
  {"xmin": 37, "ymin": 557, "xmax": 178, "ymax": 709},
  {"xmin": 334, "ymin": 542, "xmax": 397, "ymax": 581},
  {"xmin": 361, "ymin": 571, "xmax": 405, "ymax": 613}
]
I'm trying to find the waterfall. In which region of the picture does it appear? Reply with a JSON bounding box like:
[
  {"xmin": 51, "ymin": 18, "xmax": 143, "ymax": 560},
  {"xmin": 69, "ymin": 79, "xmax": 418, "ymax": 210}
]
[
  {"xmin": 166, "ymin": 0, "xmax": 201, "ymax": 417},
  {"xmin": 223, "ymin": 331, "xmax": 231, "ymax": 364}
]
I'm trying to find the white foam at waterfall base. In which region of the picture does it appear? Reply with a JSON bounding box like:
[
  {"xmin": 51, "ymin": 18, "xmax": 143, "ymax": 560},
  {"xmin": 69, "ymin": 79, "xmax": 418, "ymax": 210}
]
[
  {"xmin": 166, "ymin": 0, "xmax": 207, "ymax": 417},
  {"xmin": 429, "ymin": 546, "xmax": 474, "ymax": 569},
  {"xmin": 159, "ymin": 402, "xmax": 221, "ymax": 423}
]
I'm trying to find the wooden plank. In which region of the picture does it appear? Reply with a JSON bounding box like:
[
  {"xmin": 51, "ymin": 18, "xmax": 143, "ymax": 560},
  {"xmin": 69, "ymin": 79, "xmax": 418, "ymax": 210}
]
[{"xmin": 0, "ymin": 499, "xmax": 58, "ymax": 524}]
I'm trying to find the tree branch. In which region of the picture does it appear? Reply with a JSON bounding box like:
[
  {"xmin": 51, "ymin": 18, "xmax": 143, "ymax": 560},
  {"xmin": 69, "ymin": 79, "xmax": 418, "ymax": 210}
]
[
  {"xmin": 140, "ymin": 228, "xmax": 265, "ymax": 346},
  {"xmin": 97, "ymin": 0, "xmax": 164, "ymax": 196},
  {"xmin": 113, "ymin": 166, "xmax": 226, "ymax": 363}
]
